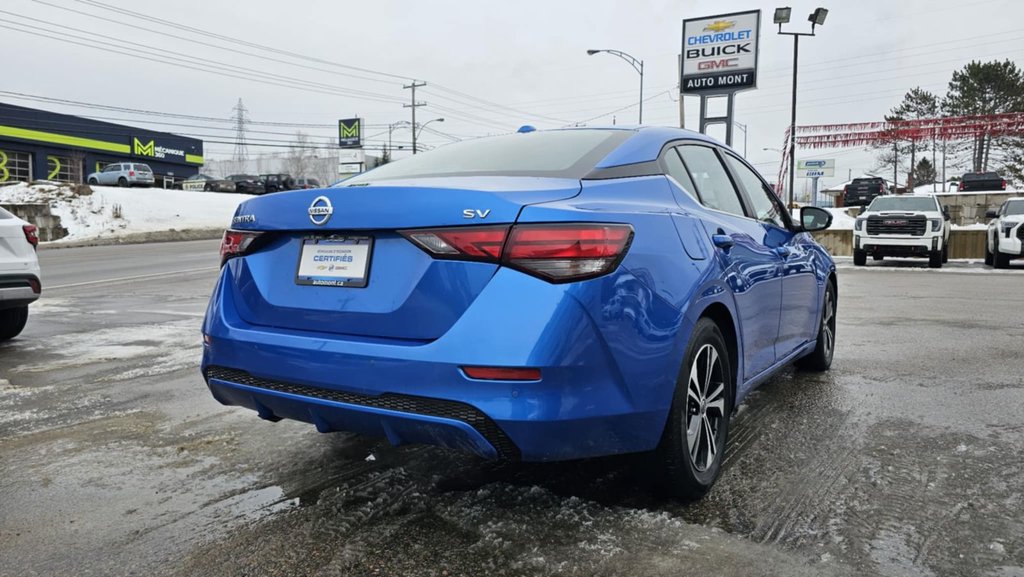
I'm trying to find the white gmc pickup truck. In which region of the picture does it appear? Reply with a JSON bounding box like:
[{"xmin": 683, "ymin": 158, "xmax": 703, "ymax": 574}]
[
  {"xmin": 985, "ymin": 197, "xmax": 1024, "ymax": 269},
  {"xmin": 853, "ymin": 195, "xmax": 951, "ymax": 268}
]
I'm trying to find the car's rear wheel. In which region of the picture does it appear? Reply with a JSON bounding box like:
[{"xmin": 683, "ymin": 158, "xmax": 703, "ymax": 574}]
[
  {"xmin": 88, "ymin": 177, "xmax": 98, "ymax": 185},
  {"xmin": 796, "ymin": 280, "xmax": 836, "ymax": 372},
  {"xmin": 118, "ymin": 177, "xmax": 128, "ymax": 187},
  {"xmin": 657, "ymin": 318, "xmax": 732, "ymax": 501},
  {"xmin": 0, "ymin": 306, "xmax": 29, "ymax": 341},
  {"xmin": 853, "ymin": 249, "xmax": 867, "ymax": 266},
  {"xmin": 203, "ymin": 183, "xmax": 212, "ymax": 192}
]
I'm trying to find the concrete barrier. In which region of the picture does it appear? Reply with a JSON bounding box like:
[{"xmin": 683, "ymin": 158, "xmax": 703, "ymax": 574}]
[
  {"xmin": 811, "ymin": 229, "xmax": 987, "ymax": 259},
  {"xmin": 0, "ymin": 203, "xmax": 68, "ymax": 242}
]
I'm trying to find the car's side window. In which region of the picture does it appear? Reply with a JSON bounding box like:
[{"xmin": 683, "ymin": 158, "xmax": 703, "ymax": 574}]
[
  {"xmin": 663, "ymin": 147, "xmax": 699, "ymax": 201},
  {"xmin": 676, "ymin": 145, "xmax": 747, "ymax": 217},
  {"xmin": 723, "ymin": 153, "xmax": 789, "ymax": 229}
]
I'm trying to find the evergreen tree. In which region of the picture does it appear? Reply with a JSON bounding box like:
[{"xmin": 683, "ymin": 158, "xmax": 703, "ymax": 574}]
[
  {"xmin": 913, "ymin": 157, "xmax": 937, "ymax": 186},
  {"xmin": 942, "ymin": 60, "xmax": 1024, "ymax": 172},
  {"xmin": 884, "ymin": 87, "xmax": 939, "ymax": 189}
]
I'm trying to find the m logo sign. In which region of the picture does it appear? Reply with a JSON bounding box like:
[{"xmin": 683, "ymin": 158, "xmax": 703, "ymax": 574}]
[
  {"xmin": 133, "ymin": 137, "xmax": 155, "ymax": 157},
  {"xmin": 338, "ymin": 118, "xmax": 362, "ymax": 148}
]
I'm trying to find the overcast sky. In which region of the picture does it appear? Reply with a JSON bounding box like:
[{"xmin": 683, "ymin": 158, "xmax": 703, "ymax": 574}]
[{"xmin": 2, "ymin": 0, "xmax": 1022, "ymax": 189}]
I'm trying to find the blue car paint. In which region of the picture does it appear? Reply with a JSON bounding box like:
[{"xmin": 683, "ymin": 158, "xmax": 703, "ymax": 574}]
[{"xmin": 201, "ymin": 126, "xmax": 836, "ymax": 462}]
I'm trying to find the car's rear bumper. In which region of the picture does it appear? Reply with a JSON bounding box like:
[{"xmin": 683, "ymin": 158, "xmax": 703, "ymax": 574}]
[
  {"xmin": 0, "ymin": 274, "xmax": 41, "ymax": 309},
  {"xmin": 200, "ymin": 267, "xmax": 673, "ymax": 462}
]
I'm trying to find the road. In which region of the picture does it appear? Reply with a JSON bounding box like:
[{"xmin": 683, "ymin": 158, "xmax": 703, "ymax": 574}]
[{"xmin": 1, "ymin": 241, "xmax": 1022, "ymax": 577}]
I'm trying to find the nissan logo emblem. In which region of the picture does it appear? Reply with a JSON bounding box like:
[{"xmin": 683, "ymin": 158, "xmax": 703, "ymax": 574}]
[{"xmin": 308, "ymin": 196, "xmax": 333, "ymax": 226}]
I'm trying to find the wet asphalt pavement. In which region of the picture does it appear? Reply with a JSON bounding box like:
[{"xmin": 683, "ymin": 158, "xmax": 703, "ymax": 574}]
[{"xmin": 1, "ymin": 240, "xmax": 1022, "ymax": 577}]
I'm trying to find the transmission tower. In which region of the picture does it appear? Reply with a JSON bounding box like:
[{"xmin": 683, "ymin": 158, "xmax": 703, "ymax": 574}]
[{"xmin": 231, "ymin": 98, "xmax": 250, "ymax": 170}]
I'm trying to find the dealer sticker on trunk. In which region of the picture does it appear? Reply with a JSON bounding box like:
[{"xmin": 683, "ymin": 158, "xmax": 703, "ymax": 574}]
[{"xmin": 295, "ymin": 237, "xmax": 372, "ymax": 288}]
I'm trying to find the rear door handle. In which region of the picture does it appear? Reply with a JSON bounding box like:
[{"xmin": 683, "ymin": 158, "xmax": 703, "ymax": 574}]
[{"xmin": 712, "ymin": 234, "xmax": 734, "ymax": 250}]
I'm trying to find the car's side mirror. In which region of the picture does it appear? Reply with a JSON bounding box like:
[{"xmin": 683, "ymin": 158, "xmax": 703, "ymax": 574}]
[
  {"xmin": 800, "ymin": 206, "xmax": 832, "ymax": 232},
  {"xmin": 986, "ymin": 209, "xmax": 998, "ymax": 219}
]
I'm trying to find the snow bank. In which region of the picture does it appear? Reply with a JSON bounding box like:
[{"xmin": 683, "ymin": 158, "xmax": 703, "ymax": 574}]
[
  {"xmin": 0, "ymin": 182, "xmax": 251, "ymax": 243},
  {"xmin": 825, "ymin": 207, "xmax": 856, "ymax": 230}
]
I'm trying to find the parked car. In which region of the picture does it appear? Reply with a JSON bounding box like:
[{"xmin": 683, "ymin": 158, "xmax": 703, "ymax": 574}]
[
  {"xmin": 853, "ymin": 194, "xmax": 950, "ymax": 268},
  {"xmin": 294, "ymin": 177, "xmax": 322, "ymax": 189},
  {"xmin": 957, "ymin": 171, "xmax": 1007, "ymax": 193},
  {"xmin": 259, "ymin": 173, "xmax": 297, "ymax": 193},
  {"xmin": 182, "ymin": 173, "xmax": 236, "ymax": 193},
  {"xmin": 202, "ymin": 126, "xmax": 837, "ymax": 501},
  {"xmin": 226, "ymin": 174, "xmax": 266, "ymax": 195},
  {"xmin": 843, "ymin": 177, "xmax": 889, "ymax": 207},
  {"xmin": 86, "ymin": 162, "xmax": 155, "ymax": 187},
  {"xmin": 0, "ymin": 206, "xmax": 40, "ymax": 341},
  {"xmin": 985, "ymin": 197, "xmax": 1024, "ymax": 268}
]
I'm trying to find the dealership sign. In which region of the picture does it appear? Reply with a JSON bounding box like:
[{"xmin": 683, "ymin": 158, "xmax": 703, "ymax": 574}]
[
  {"xmin": 797, "ymin": 159, "xmax": 835, "ymax": 178},
  {"xmin": 338, "ymin": 118, "xmax": 362, "ymax": 148},
  {"xmin": 681, "ymin": 10, "xmax": 760, "ymax": 93}
]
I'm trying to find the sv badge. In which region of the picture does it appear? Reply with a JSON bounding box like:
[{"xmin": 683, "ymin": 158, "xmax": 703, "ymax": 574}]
[{"xmin": 462, "ymin": 209, "xmax": 491, "ymax": 219}]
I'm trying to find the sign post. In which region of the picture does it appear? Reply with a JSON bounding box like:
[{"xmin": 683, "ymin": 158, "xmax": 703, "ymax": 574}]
[
  {"xmin": 796, "ymin": 159, "xmax": 834, "ymax": 207},
  {"xmin": 681, "ymin": 10, "xmax": 761, "ymax": 147}
]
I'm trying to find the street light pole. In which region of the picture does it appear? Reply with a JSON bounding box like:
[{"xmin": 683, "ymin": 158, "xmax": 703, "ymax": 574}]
[
  {"xmin": 775, "ymin": 6, "xmax": 828, "ymax": 208},
  {"xmin": 415, "ymin": 118, "xmax": 445, "ymax": 148},
  {"xmin": 733, "ymin": 121, "xmax": 748, "ymax": 157},
  {"xmin": 586, "ymin": 49, "xmax": 644, "ymax": 124}
]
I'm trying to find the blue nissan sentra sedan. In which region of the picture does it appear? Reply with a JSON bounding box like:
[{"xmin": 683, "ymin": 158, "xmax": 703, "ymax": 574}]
[{"xmin": 202, "ymin": 126, "xmax": 836, "ymax": 500}]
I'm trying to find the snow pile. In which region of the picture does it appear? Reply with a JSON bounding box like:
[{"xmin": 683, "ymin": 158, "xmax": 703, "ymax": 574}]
[
  {"xmin": 0, "ymin": 182, "xmax": 251, "ymax": 242},
  {"xmin": 825, "ymin": 207, "xmax": 857, "ymax": 230}
]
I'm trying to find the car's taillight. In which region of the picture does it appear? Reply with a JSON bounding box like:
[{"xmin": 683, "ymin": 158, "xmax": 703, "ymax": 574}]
[
  {"xmin": 220, "ymin": 229, "xmax": 263, "ymax": 266},
  {"xmin": 129, "ymin": 170, "xmax": 135, "ymax": 176},
  {"xmin": 402, "ymin": 223, "xmax": 633, "ymax": 283},
  {"xmin": 1002, "ymin": 179, "xmax": 1007, "ymax": 190},
  {"xmin": 22, "ymin": 224, "xmax": 38, "ymax": 248}
]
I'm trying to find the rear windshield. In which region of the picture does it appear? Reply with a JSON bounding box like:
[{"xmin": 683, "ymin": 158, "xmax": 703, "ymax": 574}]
[
  {"xmin": 852, "ymin": 178, "xmax": 883, "ymax": 185},
  {"xmin": 339, "ymin": 129, "xmax": 632, "ymax": 184},
  {"xmin": 133, "ymin": 164, "xmax": 152, "ymax": 172},
  {"xmin": 868, "ymin": 196, "xmax": 937, "ymax": 212},
  {"xmin": 1005, "ymin": 200, "xmax": 1024, "ymax": 216},
  {"xmin": 0, "ymin": 206, "xmax": 12, "ymax": 219},
  {"xmin": 963, "ymin": 172, "xmax": 999, "ymax": 181}
]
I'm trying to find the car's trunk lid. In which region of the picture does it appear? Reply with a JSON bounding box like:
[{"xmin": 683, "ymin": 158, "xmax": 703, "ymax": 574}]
[{"xmin": 226, "ymin": 177, "xmax": 581, "ymax": 340}]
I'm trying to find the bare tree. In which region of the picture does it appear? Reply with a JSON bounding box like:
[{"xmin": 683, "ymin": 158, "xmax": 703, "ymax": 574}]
[{"xmin": 285, "ymin": 131, "xmax": 316, "ymax": 178}]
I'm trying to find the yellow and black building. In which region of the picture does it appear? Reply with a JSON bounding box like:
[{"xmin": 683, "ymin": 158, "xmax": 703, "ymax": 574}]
[{"xmin": 0, "ymin": 102, "xmax": 203, "ymax": 186}]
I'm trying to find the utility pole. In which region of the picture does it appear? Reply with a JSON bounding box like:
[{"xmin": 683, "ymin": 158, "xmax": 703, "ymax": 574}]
[{"xmin": 403, "ymin": 81, "xmax": 426, "ymax": 154}]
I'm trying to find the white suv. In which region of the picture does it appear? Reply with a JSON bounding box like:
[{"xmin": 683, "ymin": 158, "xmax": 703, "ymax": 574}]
[
  {"xmin": 0, "ymin": 206, "xmax": 41, "ymax": 341},
  {"xmin": 86, "ymin": 162, "xmax": 155, "ymax": 187},
  {"xmin": 853, "ymin": 195, "xmax": 951, "ymax": 268},
  {"xmin": 985, "ymin": 197, "xmax": 1024, "ymax": 269}
]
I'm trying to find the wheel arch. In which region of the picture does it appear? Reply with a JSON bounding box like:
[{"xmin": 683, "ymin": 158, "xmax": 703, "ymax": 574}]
[{"xmin": 697, "ymin": 302, "xmax": 739, "ymax": 409}]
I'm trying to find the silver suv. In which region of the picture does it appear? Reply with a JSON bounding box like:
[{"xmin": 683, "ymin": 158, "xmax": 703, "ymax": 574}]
[{"xmin": 86, "ymin": 162, "xmax": 155, "ymax": 187}]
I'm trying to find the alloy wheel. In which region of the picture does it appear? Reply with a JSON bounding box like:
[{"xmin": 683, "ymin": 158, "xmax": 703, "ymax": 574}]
[
  {"xmin": 685, "ymin": 344, "xmax": 726, "ymax": 472},
  {"xmin": 822, "ymin": 289, "xmax": 835, "ymax": 359}
]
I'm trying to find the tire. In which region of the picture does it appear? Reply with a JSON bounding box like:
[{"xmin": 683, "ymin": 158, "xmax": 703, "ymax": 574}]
[
  {"xmin": 118, "ymin": 177, "xmax": 128, "ymax": 188},
  {"xmin": 994, "ymin": 237, "xmax": 1010, "ymax": 269},
  {"xmin": 0, "ymin": 306, "xmax": 29, "ymax": 341},
  {"xmin": 657, "ymin": 318, "xmax": 733, "ymax": 501},
  {"xmin": 88, "ymin": 177, "xmax": 98, "ymax": 185},
  {"xmin": 928, "ymin": 250, "xmax": 942, "ymax": 268},
  {"xmin": 796, "ymin": 281, "xmax": 836, "ymax": 372},
  {"xmin": 853, "ymin": 249, "xmax": 867, "ymax": 266},
  {"xmin": 203, "ymin": 183, "xmax": 212, "ymax": 192},
  {"xmin": 942, "ymin": 243, "xmax": 949, "ymax": 263},
  {"xmin": 872, "ymin": 254, "xmax": 884, "ymax": 261},
  {"xmin": 985, "ymin": 236, "xmax": 994, "ymax": 266}
]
